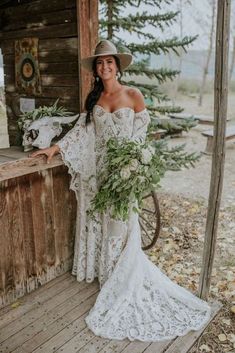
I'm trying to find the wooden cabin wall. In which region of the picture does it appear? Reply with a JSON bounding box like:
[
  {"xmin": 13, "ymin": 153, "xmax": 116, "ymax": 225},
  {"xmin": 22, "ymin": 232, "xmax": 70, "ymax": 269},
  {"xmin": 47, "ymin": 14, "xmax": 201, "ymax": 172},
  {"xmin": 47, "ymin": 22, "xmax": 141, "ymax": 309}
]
[
  {"xmin": 0, "ymin": 161, "xmax": 77, "ymax": 308},
  {"xmin": 0, "ymin": 0, "xmax": 79, "ymax": 146}
]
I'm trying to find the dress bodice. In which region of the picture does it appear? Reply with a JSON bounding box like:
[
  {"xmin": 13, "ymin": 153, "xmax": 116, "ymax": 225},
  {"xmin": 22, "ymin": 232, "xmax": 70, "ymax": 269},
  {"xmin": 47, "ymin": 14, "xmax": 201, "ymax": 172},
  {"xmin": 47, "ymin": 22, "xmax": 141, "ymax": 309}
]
[
  {"xmin": 93, "ymin": 105, "xmax": 135, "ymax": 140},
  {"xmin": 93, "ymin": 105, "xmax": 150, "ymax": 174}
]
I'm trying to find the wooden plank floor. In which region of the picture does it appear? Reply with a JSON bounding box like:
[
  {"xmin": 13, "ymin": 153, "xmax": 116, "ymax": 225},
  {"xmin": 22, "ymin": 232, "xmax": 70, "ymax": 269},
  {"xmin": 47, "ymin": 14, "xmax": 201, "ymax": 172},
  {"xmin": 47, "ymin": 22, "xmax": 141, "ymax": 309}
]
[{"xmin": 0, "ymin": 272, "xmax": 222, "ymax": 353}]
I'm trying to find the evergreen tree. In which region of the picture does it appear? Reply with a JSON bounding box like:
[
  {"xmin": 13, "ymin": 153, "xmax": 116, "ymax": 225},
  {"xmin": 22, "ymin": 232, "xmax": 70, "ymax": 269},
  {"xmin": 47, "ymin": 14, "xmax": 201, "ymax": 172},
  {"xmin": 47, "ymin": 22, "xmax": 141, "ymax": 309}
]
[{"xmin": 99, "ymin": 0, "xmax": 197, "ymax": 116}]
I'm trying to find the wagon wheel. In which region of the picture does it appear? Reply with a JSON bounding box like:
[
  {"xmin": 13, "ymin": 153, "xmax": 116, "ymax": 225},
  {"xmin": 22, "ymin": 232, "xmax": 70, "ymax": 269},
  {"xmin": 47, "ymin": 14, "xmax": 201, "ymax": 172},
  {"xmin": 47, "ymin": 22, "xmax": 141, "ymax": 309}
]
[{"xmin": 139, "ymin": 191, "xmax": 161, "ymax": 251}]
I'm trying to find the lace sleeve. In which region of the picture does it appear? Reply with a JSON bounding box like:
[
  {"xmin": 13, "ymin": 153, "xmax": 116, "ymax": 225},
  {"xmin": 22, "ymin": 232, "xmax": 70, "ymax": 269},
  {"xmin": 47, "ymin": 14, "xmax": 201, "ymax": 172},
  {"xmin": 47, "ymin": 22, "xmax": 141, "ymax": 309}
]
[
  {"xmin": 56, "ymin": 112, "xmax": 95, "ymax": 176},
  {"xmin": 131, "ymin": 109, "xmax": 151, "ymax": 143}
]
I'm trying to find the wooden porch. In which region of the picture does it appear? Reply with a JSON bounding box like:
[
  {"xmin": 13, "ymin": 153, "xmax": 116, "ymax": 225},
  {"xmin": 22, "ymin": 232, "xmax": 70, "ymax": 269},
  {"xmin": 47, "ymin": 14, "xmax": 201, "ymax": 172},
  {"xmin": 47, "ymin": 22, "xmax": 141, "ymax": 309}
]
[{"xmin": 0, "ymin": 272, "xmax": 221, "ymax": 353}]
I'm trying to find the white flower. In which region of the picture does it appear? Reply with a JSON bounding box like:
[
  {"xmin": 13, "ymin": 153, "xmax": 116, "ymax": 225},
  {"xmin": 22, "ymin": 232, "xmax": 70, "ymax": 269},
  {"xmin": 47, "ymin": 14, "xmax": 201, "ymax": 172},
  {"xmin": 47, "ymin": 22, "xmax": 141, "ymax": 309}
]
[
  {"xmin": 141, "ymin": 147, "xmax": 154, "ymax": 164},
  {"xmin": 129, "ymin": 158, "xmax": 139, "ymax": 171},
  {"xmin": 120, "ymin": 165, "xmax": 131, "ymax": 180},
  {"xmin": 144, "ymin": 166, "xmax": 149, "ymax": 174},
  {"xmin": 138, "ymin": 176, "xmax": 146, "ymax": 183}
]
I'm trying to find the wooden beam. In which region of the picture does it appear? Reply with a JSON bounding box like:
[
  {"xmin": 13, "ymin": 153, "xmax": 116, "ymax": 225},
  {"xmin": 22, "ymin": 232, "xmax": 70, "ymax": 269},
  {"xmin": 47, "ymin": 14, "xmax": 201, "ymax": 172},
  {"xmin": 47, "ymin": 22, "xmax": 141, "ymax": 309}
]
[
  {"xmin": 76, "ymin": 0, "xmax": 98, "ymax": 111},
  {"xmin": 198, "ymin": 0, "xmax": 231, "ymax": 300}
]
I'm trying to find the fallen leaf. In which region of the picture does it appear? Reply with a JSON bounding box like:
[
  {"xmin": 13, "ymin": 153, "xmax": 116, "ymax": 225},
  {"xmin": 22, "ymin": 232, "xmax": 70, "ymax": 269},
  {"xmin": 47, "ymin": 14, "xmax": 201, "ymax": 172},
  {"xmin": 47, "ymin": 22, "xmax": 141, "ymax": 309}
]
[
  {"xmin": 231, "ymin": 305, "xmax": 235, "ymax": 314},
  {"xmin": 170, "ymin": 226, "xmax": 181, "ymax": 234},
  {"xmin": 227, "ymin": 333, "xmax": 235, "ymax": 343},
  {"xmin": 218, "ymin": 333, "xmax": 227, "ymax": 342},
  {"xmin": 11, "ymin": 301, "xmax": 21, "ymax": 309},
  {"xmin": 225, "ymin": 271, "xmax": 235, "ymax": 281},
  {"xmin": 199, "ymin": 344, "xmax": 211, "ymax": 352},
  {"xmin": 222, "ymin": 318, "xmax": 231, "ymax": 326}
]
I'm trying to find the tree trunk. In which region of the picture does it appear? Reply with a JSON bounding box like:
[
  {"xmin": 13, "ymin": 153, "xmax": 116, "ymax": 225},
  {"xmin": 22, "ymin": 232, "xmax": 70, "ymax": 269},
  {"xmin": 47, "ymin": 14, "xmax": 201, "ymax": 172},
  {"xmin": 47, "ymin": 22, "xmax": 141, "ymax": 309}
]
[
  {"xmin": 198, "ymin": 0, "xmax": 231, "ymax": 300},
  {"xmin": 198, "ymin": 0, "xmax": 216, "ymax": 106},
  {"xmin": 173, "ymin": 0, "xmax": 183, "ymax": 99},
  {"xmin": 107, "ymin": 0, "xmax": 113, "ymax": 40}
]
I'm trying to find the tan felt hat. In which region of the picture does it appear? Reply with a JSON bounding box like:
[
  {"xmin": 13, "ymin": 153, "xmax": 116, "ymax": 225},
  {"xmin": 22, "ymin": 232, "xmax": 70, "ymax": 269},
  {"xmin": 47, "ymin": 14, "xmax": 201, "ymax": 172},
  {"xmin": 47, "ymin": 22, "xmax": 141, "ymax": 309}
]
[{"xmin": 81, "ymin": 40, "xmax": 133, "ymax": 72}]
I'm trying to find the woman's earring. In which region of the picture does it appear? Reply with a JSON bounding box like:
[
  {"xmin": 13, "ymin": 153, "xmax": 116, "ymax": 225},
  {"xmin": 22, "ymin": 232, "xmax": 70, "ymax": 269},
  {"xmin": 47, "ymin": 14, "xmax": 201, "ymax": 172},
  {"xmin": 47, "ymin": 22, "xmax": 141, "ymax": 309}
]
[
  {"xmin": 96, "ymin": 76, "xmax": 100, "ymax": 82},
  {"xmin": 116, "ymin": 71, "xmax": 121, "ymax": 80}
]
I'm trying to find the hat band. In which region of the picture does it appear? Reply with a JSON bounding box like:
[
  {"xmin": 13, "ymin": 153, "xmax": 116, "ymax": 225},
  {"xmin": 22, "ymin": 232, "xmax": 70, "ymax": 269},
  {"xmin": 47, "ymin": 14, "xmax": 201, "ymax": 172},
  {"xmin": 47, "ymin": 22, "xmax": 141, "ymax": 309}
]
[{"xmin": 95, "ymin": 50, "xmax": 117, "ymax": 55}]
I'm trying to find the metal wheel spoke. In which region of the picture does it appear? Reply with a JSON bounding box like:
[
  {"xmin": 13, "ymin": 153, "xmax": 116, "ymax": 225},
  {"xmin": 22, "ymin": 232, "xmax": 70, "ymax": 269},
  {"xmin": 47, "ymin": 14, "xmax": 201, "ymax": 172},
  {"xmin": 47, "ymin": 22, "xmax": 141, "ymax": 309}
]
[
  {"xmin": 142, "ymin": 208, "xmax": 155, "ymax": 215},
  {"xmin": 139, "ymin": 219, "xmax": 148, "ymax": 235},
  {"xmin": 140, "ymin": 191, "xmax": 161, "ymax": 251},
  {"xmin": 139, "ymin": 219, "xmax": 152, "ymax": 241},
  {"xmin": 139, "ymin": 213, "xmax": 156, "ymax": 230}
]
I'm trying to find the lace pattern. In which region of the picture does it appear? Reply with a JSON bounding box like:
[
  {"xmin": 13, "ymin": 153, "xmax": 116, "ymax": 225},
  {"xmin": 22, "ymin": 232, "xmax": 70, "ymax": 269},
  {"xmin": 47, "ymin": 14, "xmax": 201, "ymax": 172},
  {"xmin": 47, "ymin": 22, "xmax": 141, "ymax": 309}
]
[
  {"xmin": 57, "ymin": 107, "xmax": 211, "ymax": 341},
  {"xmin": 85, "ymin": 211, "xmax": 211, "ymax": 341}
]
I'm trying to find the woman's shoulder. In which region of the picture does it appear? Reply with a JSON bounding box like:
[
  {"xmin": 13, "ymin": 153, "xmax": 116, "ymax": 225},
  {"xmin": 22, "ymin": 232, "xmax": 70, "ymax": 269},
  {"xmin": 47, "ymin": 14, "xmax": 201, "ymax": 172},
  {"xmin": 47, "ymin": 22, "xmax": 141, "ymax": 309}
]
[
  {"xmin": 123, "ymin": 85, "xmax": 145, "ymax": 112},
  {"xmin": 123, "ymin": 85, "xmax": 143, "ymax": 98}
]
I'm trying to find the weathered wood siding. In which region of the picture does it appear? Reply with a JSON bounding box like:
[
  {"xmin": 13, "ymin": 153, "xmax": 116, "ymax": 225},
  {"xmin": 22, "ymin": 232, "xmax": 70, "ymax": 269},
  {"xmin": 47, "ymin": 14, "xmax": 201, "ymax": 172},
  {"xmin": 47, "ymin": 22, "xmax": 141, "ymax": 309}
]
[
  {"xmin": 0, "ymin": 157, "xmax": 77, "ymax": 308},
  {"xmin": 0, "ymin": 0, "xmax": 79, "ymax": 145}
]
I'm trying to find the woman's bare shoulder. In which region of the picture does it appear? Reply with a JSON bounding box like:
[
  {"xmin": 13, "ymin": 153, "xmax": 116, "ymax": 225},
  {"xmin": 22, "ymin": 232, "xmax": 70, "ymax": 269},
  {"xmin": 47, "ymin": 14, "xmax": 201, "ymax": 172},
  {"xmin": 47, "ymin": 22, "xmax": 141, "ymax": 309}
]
[
  {"xmin": 124, "ymin": 86, "xmax": 145, "ymax": 112},
  {"xmin": 123, "ymin": 85, "xmax": 142, "ymax": 97}
]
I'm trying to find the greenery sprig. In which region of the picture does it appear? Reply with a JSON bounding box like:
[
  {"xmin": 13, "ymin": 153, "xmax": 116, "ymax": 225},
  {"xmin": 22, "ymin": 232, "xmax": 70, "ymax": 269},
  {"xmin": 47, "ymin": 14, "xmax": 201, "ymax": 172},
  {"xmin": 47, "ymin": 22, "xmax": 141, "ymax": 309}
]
[{"xmin": 18, "ymin": 99, "xmax": 73, "ymax": 130}]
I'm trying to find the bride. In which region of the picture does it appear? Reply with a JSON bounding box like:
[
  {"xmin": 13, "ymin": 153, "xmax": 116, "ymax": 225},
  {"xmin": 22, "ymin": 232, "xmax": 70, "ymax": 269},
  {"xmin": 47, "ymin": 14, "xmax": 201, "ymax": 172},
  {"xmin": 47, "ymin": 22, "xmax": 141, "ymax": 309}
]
[{"xmin": 30, "ymin": 39, "xmax": 211, "ymax": 341}]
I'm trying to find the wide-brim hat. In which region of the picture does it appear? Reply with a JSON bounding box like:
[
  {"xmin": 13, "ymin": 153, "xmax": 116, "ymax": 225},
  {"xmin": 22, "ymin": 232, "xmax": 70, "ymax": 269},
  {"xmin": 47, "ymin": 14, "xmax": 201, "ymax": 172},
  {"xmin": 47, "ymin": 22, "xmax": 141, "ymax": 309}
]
[{"xmin": 81, "ymin": 40, "xmax": 133, "ymax": 72}]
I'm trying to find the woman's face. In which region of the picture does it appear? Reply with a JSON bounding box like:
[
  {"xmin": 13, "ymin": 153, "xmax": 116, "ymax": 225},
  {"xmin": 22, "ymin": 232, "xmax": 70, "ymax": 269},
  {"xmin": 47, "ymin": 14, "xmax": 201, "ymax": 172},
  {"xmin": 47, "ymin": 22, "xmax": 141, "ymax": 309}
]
[{"xmin": 95, "ymin": 55, "xmax": 118, "ymax": 81}]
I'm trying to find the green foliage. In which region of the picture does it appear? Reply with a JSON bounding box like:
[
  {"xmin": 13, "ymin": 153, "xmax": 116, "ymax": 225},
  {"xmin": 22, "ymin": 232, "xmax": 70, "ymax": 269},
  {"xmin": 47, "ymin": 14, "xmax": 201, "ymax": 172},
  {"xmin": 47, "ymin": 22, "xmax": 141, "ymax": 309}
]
[
  {"xmin": 147, "ymin": 105, "xmax": 183, "ymax": 114},
  {"xmin": 99, "ymin": 0, "xmax": 197, "ymax": 113},
  {"xmin": 128, "ymin": 37, "xmax": 196, "ymax": 56},
  {"xmin": 18, "ymin": 99, "xmax": 73, "ymax": 131},
  {"xmin": 154, "ymin": 138, "xmax": 201, "ymax": 170},
  {"xmin": 127, "ymin": 64, "xmax": 180, "ymax": 83},
  {"xmin": 88, "ymin": 137, "xmax": 200, "ymax": 221}
]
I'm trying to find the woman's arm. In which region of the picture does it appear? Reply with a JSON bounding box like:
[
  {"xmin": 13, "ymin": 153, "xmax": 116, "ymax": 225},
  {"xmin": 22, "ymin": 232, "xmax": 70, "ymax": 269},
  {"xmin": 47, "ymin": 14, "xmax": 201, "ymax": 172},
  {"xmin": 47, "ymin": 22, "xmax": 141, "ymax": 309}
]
[
  {"xmin": 128, "ymin": 87, "xmax": 146, "ymax": 113},
  {"xmin": 128, "ymin": 88, "xmax": 150, "ymax": 142}
]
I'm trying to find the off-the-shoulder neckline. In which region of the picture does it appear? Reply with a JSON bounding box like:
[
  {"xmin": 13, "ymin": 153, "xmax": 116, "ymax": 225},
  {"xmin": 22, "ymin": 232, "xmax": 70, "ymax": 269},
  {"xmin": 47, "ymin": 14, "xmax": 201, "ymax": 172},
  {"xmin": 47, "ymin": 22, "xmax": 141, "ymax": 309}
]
[{"xmin": 94, "ymin": 104, "xmax": 147, "ymax": 115}]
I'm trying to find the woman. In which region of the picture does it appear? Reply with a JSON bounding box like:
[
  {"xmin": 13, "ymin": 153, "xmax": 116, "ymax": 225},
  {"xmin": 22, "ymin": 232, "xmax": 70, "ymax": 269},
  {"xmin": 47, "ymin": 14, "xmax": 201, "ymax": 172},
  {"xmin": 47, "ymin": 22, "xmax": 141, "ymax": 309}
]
[{"xmin": 30, "ymin": 40, "xmax": 211, "ymax": 341}]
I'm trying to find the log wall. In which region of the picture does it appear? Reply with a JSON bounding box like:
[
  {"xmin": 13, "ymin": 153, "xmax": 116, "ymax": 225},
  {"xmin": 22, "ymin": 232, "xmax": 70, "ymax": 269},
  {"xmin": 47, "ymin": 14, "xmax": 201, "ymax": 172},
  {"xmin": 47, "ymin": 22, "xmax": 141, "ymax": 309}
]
[
  {"xmin": 0, "ymin": 0, "xmax": 98, "ymax": 145},
  {"xmin": 0, "ymin": 156, "xmax": 77, "ymax": 307}
]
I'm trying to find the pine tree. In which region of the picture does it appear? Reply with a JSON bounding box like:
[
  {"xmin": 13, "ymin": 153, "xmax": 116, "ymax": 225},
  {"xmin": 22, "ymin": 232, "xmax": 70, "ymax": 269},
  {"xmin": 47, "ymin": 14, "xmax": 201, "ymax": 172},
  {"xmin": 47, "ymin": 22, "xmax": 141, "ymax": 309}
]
[{"xmin": 99, "ymin": 0, "xmax": 197, "ymax": 116}]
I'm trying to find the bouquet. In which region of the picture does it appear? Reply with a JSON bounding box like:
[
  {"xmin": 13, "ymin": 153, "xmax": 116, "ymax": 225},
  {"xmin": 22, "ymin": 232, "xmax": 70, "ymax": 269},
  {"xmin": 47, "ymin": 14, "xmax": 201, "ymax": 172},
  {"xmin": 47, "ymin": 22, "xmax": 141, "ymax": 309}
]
[{"xmin": 88, "ymin": 137, "xmax": 200, "ymax": 221}]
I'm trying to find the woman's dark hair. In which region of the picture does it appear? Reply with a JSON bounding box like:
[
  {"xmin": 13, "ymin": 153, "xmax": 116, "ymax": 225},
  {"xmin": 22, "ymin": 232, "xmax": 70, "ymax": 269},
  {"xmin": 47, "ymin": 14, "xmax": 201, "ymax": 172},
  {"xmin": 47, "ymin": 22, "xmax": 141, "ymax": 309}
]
[{"xmin": 84, "ymin": 55, "xmax": 122, "ymax": 125}]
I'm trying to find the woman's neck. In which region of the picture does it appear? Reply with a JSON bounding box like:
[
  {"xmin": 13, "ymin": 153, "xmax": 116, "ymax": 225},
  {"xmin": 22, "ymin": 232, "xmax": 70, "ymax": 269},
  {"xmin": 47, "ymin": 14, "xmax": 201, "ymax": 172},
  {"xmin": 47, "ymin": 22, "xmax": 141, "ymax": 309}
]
[{"xmin": 102, "ymin": 79, "xmax": 121, "ymax": 95}]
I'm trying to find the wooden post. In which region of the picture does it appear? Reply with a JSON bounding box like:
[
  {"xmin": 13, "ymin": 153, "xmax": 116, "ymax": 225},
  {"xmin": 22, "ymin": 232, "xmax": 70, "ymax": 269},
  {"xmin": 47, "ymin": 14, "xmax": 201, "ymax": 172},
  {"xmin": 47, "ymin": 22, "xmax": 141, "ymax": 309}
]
[
  {"xmin": 198, "ymin": 0, "xmax": 231, "ymax": 300},
  {"xmin": 76, "ymin": 0, "xmax": 99, "ymax": 111}
]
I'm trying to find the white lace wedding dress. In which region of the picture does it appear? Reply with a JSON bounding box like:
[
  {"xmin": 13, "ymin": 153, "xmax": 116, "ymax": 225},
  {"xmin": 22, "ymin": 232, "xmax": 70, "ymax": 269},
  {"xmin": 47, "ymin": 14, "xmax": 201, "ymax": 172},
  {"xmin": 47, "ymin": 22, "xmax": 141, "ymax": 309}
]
[{"xmin": 56, "ymin": 105, "xmax": 211, "ymax": 342}]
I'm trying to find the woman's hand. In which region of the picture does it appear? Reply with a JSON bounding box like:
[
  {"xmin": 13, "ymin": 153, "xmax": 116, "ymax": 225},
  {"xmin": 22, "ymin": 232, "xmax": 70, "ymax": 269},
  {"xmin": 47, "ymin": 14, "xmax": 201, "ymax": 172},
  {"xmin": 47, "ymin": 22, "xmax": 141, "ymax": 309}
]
[{"xmin": 29, "ymin": 144, "xmax": 60, "ymax": 164}]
